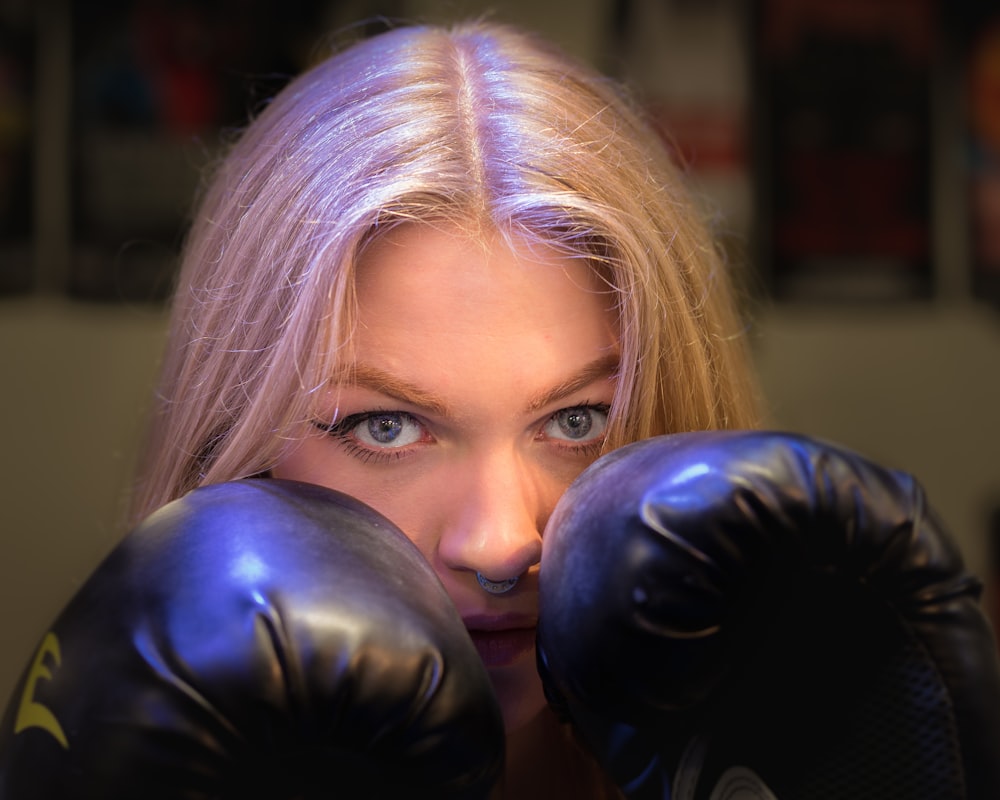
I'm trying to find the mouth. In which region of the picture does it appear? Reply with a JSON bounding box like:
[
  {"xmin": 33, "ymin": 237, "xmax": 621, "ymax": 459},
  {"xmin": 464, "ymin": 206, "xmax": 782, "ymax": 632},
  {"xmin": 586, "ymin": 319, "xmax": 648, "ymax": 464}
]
[{"xmin": 465, "ymin": 620, "xmax": 537, "ymax": 668}]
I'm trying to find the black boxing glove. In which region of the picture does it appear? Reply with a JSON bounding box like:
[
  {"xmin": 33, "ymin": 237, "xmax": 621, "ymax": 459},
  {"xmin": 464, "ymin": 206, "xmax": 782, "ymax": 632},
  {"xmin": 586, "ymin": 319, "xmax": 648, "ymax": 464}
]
[
  {"xmin": 537, "ymin": 431, "xmax": 1000, "ymax": 800},
  {"xmin": 0, "ymin": 479, "xmax": 503, "ymax": 799}
]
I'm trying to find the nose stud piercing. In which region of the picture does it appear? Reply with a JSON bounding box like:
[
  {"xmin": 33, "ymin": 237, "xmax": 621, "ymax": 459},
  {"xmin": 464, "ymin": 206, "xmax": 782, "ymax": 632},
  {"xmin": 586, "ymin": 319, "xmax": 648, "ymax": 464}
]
[{"xmin": 476, "ymin": 572, "xmax": 519, "ymax": 595}]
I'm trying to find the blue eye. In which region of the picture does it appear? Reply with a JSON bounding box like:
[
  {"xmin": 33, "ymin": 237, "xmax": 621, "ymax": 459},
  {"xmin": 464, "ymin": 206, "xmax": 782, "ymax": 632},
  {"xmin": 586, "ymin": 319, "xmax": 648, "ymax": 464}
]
[
  {"xmin": 318, "ymin": 411, "xmax": 425, "ymax": 450},
  {"xmin": 543, "ymin": 405, "xmax": 609, "ymax": 443}
]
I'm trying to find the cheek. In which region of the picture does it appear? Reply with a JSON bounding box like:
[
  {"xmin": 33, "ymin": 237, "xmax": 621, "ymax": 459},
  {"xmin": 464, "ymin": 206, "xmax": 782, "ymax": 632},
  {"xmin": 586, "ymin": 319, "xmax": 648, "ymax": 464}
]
[{"xmin": 272, "ymin": 438, "xmax": 438, "ymax": 550}]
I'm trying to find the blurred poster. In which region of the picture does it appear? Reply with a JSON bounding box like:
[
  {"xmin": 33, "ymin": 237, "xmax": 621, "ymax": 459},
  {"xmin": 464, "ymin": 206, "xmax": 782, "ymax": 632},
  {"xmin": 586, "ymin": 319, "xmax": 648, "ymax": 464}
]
[
  {"xmin": 755, "ymin": 0, "xmax": 934, "ymax": 301},
  {"xmin": 70, "ymin": 0, "xmax": 326, "ymax": 302},
  {"xmin": 967, "ymin": 14, "xmax": 1000, "ymax": 306},
  {"xmin": 0, "ymin": 6, "xmax": 33, "ymax": 295},
  {"xmin": 71, "ymin": 0, "xmax": 240, "ymax": 302},
  {"xmin": 604, "ymin": 0, "xmax": 753, "ymax": 287}
]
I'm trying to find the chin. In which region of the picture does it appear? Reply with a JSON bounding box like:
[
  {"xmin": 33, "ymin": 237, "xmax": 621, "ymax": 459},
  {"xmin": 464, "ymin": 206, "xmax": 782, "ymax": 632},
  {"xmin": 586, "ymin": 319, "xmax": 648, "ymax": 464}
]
[{"xmin": 487, "ymin": 648, "xmax": 549, "ymax": 733}]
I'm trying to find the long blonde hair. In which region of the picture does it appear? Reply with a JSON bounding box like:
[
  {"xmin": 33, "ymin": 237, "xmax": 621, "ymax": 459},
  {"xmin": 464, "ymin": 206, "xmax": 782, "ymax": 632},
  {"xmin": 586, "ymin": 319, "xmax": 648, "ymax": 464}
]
[{"xmin": 130, "ymin": 20, "xmax": 761, "ymax": 525}]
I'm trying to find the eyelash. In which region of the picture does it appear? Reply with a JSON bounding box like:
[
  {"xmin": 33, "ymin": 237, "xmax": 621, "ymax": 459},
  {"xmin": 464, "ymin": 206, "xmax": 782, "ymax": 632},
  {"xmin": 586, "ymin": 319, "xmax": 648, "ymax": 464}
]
[
  {"xmin": 537, "ymin": 403, "xmax": 611, "ymax": 458},
  {"xmin": 313, "ymin": 410, "xmax": 422, "ymax": 464},
  {"xmin": 313, "ymin": 404, "xmax": 611, "ymax": 464}
]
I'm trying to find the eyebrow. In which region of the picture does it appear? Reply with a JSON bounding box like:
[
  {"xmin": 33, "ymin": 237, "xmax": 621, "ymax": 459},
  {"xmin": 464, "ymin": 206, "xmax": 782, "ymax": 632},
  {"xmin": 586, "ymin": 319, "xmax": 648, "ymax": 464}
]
[
  {"xmin": 523, "ymin": 352, "xmax": 620, "ymax": 412},
  {"xmin": 331, "ymin": 364, "xmax": 450, "ymax": 415},
  {"xmin": 331, "ymin": 352, "xmax": 620, "ymax": 417}
]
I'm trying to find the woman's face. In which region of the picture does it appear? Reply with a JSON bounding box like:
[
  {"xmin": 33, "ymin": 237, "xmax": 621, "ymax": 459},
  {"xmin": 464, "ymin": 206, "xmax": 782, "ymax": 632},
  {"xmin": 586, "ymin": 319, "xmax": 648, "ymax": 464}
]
[{"xmin": 273, "ymin": 222, "xmax": 619, "ymax": 732}]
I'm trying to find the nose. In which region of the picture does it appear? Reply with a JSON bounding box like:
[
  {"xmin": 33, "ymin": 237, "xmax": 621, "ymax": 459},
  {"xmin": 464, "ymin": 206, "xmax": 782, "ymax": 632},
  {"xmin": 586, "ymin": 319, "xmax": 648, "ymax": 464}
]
[{"xmin": 436, "ymin": 448, "xmax": 546, "ymax": 583}]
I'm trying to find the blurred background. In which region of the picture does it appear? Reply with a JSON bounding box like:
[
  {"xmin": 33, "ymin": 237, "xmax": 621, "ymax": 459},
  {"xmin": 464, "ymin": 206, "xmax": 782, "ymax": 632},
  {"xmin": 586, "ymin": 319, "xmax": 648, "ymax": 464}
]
[{"xmin": 2, "ymin": 0, "xmax": 999, "ymax": 704}]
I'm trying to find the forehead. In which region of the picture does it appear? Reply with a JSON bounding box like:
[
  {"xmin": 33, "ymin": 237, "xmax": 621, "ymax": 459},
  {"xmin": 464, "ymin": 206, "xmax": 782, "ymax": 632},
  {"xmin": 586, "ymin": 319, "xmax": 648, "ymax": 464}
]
[
  {"xmin": 346, "ymin": 223, "xmax": 619, "ymax": 402},
  {"xmin": 356, "ymin": 221, "xmax": 614, "ymax": 315}
]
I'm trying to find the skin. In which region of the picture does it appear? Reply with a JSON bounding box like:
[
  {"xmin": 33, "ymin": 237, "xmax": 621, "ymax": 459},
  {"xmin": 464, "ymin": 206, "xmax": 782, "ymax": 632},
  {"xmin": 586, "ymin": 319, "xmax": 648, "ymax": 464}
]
[{"xmin": 273, "ymin": 222, "xmax": 620, "ymax": 795}]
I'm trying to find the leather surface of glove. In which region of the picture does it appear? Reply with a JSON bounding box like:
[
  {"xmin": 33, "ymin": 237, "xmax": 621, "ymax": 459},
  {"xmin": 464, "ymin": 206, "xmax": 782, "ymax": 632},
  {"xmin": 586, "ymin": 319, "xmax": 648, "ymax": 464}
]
[
  {"xmin": 537, "ymin": 431, "xmax": 1000, "ymax": 800},
  {"xmin": 0, "ymin": 479, "xmax": 504, "ymax": 799}
]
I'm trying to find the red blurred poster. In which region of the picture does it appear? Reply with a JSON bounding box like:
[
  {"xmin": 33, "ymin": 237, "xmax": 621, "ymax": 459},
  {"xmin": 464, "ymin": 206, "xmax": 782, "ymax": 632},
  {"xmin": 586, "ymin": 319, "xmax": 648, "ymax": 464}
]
[
  {"xmin": 756, "ymin": 0, "xmax": 934, "ymax": 301},
  {"xmin": 968, "ymin": 14, "xmax": 1000, "ymax": 305}
]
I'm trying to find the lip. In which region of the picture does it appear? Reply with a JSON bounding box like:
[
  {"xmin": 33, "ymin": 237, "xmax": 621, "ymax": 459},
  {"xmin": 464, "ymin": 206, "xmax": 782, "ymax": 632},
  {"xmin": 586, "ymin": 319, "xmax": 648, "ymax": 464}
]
[
  {"xmin": 464, "ymin": 614, "xmax": 537, "ymax": 668},
  {"xmin": 468, "ymin": 627, "xmax": 537, "ymax": 668}
]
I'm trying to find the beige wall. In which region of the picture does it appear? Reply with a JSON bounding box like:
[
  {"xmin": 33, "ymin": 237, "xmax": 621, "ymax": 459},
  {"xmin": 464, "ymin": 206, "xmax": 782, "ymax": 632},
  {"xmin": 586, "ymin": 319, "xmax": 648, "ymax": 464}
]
[{"xmin": 0, "ymin": 299, "xmax": 167, "ymax": 704}]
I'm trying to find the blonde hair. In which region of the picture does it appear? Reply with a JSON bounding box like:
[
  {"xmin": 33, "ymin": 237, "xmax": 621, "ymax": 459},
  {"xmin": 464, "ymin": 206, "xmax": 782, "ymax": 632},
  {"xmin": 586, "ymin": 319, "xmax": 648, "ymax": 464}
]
[{"xmin": 130, "ymin": 20, "xmax": 762, "ymax": 525}]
